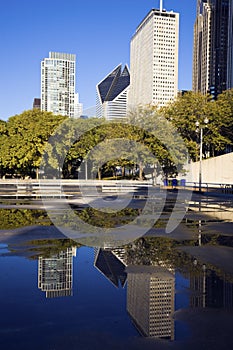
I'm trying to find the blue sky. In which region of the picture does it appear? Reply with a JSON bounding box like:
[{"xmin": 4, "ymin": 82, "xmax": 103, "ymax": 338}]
[{"xmin": 0, "ymin": 0, "xmax": 196, "ymax": 120}]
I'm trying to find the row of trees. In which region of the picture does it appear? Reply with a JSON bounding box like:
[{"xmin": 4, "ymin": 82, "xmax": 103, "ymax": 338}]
[{"xmin": 0, "ymin": 90, "xmax": 232, "ymax": 179}]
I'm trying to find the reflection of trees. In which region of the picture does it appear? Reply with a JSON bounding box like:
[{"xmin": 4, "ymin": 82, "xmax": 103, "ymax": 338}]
[
  {"xmin": 27, "ymin": 239, "xmax": 81, "ymax": 259},
  {"xmin": 123, "ymin": 237, "xmax": 197, "ymax": 271},
  {"xmin": 6, "ymin": 238, "xmax": 81, "ymax": 260},
  {"xmin": 76, "ymin": 207, "xmax": 139, "ymax": 228},
  {"xmin": 0, "ymin": 209, "xmax": 51, "ymax": 229},
  {"xmin": 123, "ymin": 237, "xmax": 233, "ymax": 283}
]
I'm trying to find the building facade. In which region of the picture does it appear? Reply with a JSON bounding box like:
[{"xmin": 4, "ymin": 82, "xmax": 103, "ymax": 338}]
[
  {"xmin": 126, "ymin": 265, "xmax": 175, "ymax": 339},
  {"xmin": 41, "ymin": 52, "xmax": 79, "ymax": 118},
  {"xmin": 74, "ymin": 93, "xmax": 83, "ymax": 118},
  {"xmin": 33, "ymin": 98, "xmax": 41, "ymax": 110},
  {"xmin": 38, "ymin": 247, "xmax": 76, "ymax": 298},
  {"xmin": 227, "ymin": 0, "xmax": 233, "ymax": 89},
  {"xmin": 128, "ymin": 8, "xmax": 179, "ymax": 109},
  {"xmin": 193, "ymin": 0, "xmax": 231, "ymax": 98},
  {"xmin": 96, "ymin": 64, "xmax": 130, "ymax": 120}
]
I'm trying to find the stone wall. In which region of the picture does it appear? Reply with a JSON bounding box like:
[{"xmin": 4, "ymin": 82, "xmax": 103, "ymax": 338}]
[{"xmin": 183, "ymin": 152, "xmax": 233, "ymax": 185}]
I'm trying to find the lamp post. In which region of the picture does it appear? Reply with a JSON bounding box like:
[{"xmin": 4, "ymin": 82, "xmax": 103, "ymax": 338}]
[{"xmin": 195, "ymin": 117, "xmax": 209, "ymax": 192}]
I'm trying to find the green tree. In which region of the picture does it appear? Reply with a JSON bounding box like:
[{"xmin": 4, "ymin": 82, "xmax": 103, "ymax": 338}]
[
  {"xmin": 0, "ymin": 110, "xmax": 67, "ymax": 178},
  {"xmin": 216, "ymin": 88, "xmax": 233, "ymax": 149},
  {"xmin": 162, "ymin": 91, "xmax": 231, "ymax": 160}
]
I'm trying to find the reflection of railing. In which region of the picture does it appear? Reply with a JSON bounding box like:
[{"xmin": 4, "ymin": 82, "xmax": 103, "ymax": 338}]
[
  {"xmin": 163, "ymin": 180, "xmax": 233, "ymax": 195},
  {"xmin": 186, "ymin": 182, "xmax": 233, "ymax": 194},
  {"xmin": 0, "ymin": 179, "xmax": 232, "ymax": 197},
  {"xmin": 0, "ymin": 179, "xmax": 153, "ymax": 198}
]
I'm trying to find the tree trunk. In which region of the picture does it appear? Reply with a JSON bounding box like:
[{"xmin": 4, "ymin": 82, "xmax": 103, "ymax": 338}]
[
  {"xmin": 122, "ymin": 166, "xmax": 125, "ymax": 178},
  {"xmin": 98, "ymin": 168, "xmax": 101, "ymax": 180},
  {"xmin": 139, "ymin": 162, "xmax": 143, "ymax": 181}
]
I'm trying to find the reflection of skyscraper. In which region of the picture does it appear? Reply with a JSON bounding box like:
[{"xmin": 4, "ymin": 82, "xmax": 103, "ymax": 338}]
[
  {"xmin": 190, "ymin": 268, "xmax": 233, "ymax": 309},
  {"xmin": 38, "ymin": 247, "xmax": 76, "ymax": 298},
  {"xmin": 126, "ymin": 265, "xmax": 175, "ymax": 339},
  {"xmin": 94, "ymin": 248, "xmax": 127, "ymax": 288}
]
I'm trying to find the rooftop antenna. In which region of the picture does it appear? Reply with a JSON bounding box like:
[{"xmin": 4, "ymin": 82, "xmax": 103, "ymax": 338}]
[{"xmin": 160, "ymin": 0, "xmax": 163, "ymax": 12}]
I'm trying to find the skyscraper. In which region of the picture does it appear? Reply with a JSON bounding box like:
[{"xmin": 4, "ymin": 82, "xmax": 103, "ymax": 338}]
[
  {"xmin": 227, "ymin": 0, "xmax": 233, "ymax": 89},
  {"xmin": 41, "ymin": 52, "xmax": 79, "ymax": 118},
  {"xmin": 128, "ymin": 6, "xmax": 179, "ymax": 109},
  {"xmin": 193, "ymin": 0, "xmax": 231, "ymax": 98},
  {"xmin": 96, "ymin": 64, "xmax": 130, "ymax": 120}
]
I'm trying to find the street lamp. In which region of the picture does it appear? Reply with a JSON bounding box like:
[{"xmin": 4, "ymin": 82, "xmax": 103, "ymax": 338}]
[{"xmin": 195, "ymin": 117, "xmax": 209, "ymax": 192}]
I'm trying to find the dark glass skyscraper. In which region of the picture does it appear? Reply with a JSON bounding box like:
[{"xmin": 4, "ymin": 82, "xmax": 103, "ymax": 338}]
[
  {"xmin": 227, "ymin": 0, "xmax": 233, "ymax": 88},
  {"xmin": 193, "ymin": 0, "xmax": 231, "ymax": 98},
  {"xmin": 96, "ymin": 64, "xmax": 130, "ymax": 120}
]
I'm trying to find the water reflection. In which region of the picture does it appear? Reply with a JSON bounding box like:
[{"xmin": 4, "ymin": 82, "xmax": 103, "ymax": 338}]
[
  {"xmin": 126, "ymin": 265, "xmax": 175, "ymax": 339},
  {"xmin": 0, "ymin": 192, "xmax": 233, "ymax": 349},
  {"xmin": 190, "ymin": 265, "xmax": 233, "ymax": 309},
  {"xmin": 94, "ymin": 248, "xmax": 127, "ymax": 288},
  {"xmin": 38, "ymin": 247, "xmax": 76, "ymax": 298},
  {"xmin": 31, "ymin": 239, "xmax": 233, "ymax": 342}
]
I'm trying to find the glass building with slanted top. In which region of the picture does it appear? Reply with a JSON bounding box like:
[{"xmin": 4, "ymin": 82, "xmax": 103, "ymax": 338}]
[{"xmin": 96, "ymin": 64, "xmax": 130, "ymax": 120}]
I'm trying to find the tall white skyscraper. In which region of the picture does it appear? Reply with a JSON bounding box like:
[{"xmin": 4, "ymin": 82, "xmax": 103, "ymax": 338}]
[
  {"xmin": 128, "ymin": 6, "xmax": 179, "ymax": 109},
  {"xmin": 41, "ymin": 52, "xmax": 78, "ymax": 118}
]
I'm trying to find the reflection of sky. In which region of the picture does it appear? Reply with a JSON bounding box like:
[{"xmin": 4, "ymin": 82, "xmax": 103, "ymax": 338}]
[
  {"xmin": 0, "ymin": 247, "xmax": 138, "ymax": 350},
  {"xmin": 175, "ymin": 271, "xmax": 191, "ymax": 340},
  {"xmin": 175, "ymin": 272, "xmax": 190, "ymax": 310}
]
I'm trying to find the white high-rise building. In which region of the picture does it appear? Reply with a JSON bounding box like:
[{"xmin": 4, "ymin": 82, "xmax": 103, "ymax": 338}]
[
  {"xmin": 41, "ymin": 52, "xmax": 77, "ymax": 118},
  {"xmin": 74, "ymin": 93, "xmax": 83, "ymax": 118},
  {"xmin": 128, "ymin": 6, "xmax": 179, "ymax": 109}
]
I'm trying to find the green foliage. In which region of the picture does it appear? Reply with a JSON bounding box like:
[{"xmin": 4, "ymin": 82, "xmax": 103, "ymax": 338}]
[
  {"xmin": 0, "ymin": 110, "xmax": 67, "ymax": 178},
  {"xmin": 0, "ymin": 209, "xmax": 51, "ymax": 229},
  {"xmin": 1, "ymin": 90, "xmax": 233, "ymax": 179},
  {"xmin": 24, "ymin": 239, "xmax": 81, "ymax": 259},
  {"xmin": 162, "ymin": 90, "xmax": 233, "ymax": 160},
  {"xmin": 76, "ymin": 207, "xmax": 139, "ymax": 227}
]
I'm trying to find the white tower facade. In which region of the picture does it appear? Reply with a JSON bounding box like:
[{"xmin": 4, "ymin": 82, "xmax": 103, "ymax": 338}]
[
  {"xmin": 41, "ymin": 52, "xmax": 76, "ymax": 118},
  {"xmin": 129, "ymin": 7, "xmax": 179, "ymax": 109}
]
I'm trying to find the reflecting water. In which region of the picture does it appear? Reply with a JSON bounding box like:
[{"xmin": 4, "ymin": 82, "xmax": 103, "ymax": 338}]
[{"xmin": 0, "ymin": 191, "xmax": 233, "ymax": 349}]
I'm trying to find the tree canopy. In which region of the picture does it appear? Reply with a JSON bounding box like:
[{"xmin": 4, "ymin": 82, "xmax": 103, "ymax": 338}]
[{"xmin": 0, "ymin": 89, "xmax": 232, "ymax": 179}]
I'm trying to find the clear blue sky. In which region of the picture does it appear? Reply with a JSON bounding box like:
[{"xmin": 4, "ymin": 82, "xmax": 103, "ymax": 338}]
[{"xmin": 0, "ymin": 0, "xmax": 196, "ymax": 120}]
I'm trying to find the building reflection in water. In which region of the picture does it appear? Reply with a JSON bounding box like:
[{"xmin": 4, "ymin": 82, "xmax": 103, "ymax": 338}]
[
  {"xmin": 38, "ymin": 247, "xmax": 76, "ymax": 298},
  {"xmin": 126, "ymin": 265, "xmax": 175, "ymax": 339},
  {"xmin": 94, "ymin": 245, "xmax": 175, "ymax": 339},
  {"xmin": 190, "ymin": 264, "xmax": 233, "ymax": 309},
  {"xmin": 94, "ymin": 248, "xmax": 127, "ymax": 288}
]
